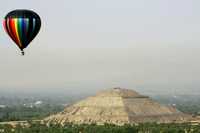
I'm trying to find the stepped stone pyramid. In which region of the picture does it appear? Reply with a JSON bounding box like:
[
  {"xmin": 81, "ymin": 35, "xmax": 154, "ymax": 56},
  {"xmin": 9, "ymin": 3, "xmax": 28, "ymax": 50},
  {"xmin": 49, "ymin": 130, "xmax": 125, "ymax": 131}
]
[{"xmin": 45, "ymin": 88, "xmax": 191, "ymax": 125}]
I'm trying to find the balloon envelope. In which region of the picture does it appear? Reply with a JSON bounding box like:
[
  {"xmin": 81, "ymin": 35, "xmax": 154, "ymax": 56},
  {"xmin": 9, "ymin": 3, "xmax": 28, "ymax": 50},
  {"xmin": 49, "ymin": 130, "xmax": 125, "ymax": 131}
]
[{"xmin": 3, "ymin": 10, "xmax": 41, "ymax": 54}]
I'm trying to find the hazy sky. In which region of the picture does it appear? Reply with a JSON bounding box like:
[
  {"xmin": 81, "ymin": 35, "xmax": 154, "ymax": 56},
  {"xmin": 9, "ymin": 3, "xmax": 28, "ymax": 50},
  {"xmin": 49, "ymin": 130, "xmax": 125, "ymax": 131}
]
[{"xmin": 0, "ymin": 0, "xmax": 200, "ymax": 94}]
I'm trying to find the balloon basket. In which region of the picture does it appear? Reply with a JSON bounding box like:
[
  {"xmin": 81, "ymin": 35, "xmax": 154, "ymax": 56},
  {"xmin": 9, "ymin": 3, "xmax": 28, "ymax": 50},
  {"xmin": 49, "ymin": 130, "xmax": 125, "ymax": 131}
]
[{"xmin": 21, "ymin": 51, "xmax": 25, "ymax": 56}]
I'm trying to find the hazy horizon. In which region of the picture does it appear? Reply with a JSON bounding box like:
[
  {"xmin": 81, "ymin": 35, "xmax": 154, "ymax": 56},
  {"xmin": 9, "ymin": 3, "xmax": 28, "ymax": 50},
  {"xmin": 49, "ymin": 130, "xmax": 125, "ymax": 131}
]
[{"xmin": 0, "ymin": 0, "xmax": 200, "ymax": 94}]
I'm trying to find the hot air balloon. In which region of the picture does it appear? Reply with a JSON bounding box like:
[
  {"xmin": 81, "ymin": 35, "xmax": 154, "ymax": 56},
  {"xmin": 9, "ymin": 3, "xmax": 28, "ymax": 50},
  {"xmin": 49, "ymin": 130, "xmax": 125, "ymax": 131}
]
[{"xmin": 3, "ymin": 10, "xmax": 41, "ymax": 55}]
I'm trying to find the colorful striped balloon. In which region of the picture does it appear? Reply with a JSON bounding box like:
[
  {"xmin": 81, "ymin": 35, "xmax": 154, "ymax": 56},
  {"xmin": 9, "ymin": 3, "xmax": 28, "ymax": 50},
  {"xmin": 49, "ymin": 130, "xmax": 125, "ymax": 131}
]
[{"xmin": 3, "ymin": 10, "xmax": 41, "ymax": 55}]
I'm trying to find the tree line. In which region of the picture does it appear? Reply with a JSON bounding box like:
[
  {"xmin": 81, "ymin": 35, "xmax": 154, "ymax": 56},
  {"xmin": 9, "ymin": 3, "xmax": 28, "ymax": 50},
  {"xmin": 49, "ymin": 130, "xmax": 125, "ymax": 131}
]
[{"xmin": 0, "ymin": 122, "xmax": 200, "ymax": 133}]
